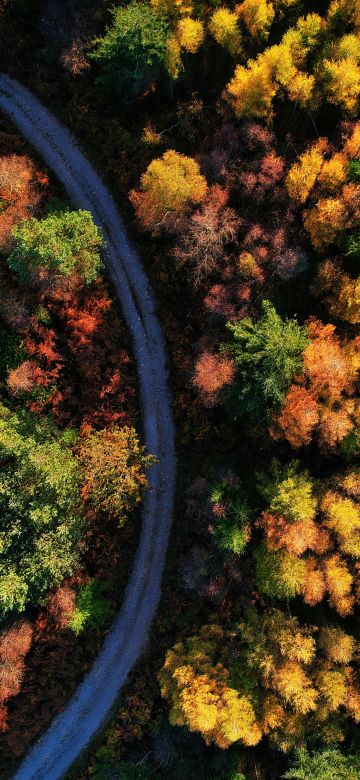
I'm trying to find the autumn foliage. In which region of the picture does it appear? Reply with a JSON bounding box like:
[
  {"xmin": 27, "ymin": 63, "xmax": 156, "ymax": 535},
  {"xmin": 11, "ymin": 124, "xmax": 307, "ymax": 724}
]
[
  {"xmin": 0, "ymin": 622, "xmax": 32, "ymax": 732},
  {"xmin": 256, "ymin": 462, "xmax": 360, "ymax": 616},
  {"xmin": 0, "ymin": 155, "xmax": 44, "ymax": 251},
  {"xmin": 285, "ymin": 123, "xmax": 360, "ymax": 253},
  {"xmin": 271, "ymin": 319, "xmax": 359, "ymax": 451},
  {"xmin": 193, "ymin": 352, "xmax": 235, "ymax": 405},
  {"xmin": 1, "ymin": 0, "xmax": 360, "ymax": 774},
  {"xmin": 160, "ymin": 607, "xmax": 360, "ymax": 754},
  {"xmin": 78, "ymin": 426, "xmax": 152, "ymax": 524},
  {"xmin": 130, "ymin": 150, "xmax": 207, "ymax": 231},
  {"xmin": 159, "ymin": 624, "xmax": 261, "ymax": 749}
]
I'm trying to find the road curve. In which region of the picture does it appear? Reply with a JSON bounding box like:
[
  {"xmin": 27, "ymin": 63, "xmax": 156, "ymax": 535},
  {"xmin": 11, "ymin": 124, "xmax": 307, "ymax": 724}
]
[{"xmin": 0, "ymin": 74, "xmax": 176, "ymax": 780}]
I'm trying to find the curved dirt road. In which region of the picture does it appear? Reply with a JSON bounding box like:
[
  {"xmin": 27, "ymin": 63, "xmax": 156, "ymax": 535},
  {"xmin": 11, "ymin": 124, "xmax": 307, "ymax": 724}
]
[{"xmin": 0, "ymin": 74, "xmax": 175, "ymax": 780}]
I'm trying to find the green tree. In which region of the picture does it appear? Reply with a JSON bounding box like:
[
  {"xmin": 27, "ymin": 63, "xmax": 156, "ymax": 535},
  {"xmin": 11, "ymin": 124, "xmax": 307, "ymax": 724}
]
[
  {"xmin": 91, "ymin": 1, "xmax": 170, "ymax": 94},
  {"xmin": 347, "ymin": 159, "xmax": 360, "ymax": 183},
  {"xmin": 345, "ymin": 231, "xmax": 360, "ymax": 259},
  {"xmin": 222, "ymin": 301, "xmax": 309, "ymax": 423},
  {"xmin": 283, "ymin": 748, "xmax": 360, "ymax": 780},
  {"xmin": 9, "ymin": 209, "xmax": 103, "ymax": 284},
  {"xmin": 209, "ymin": 477, "xmax": 251, "ymax": 555},
  {"xmin": 0, "ymin": 403, "xmax": 83, "ymax": 618}
]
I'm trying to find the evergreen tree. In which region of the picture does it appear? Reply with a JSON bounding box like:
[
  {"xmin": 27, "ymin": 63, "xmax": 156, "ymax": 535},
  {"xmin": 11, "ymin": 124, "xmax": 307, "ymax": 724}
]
[{"xmin": 223, "ymin": 301, "xmax": 309, "ymax": 423}]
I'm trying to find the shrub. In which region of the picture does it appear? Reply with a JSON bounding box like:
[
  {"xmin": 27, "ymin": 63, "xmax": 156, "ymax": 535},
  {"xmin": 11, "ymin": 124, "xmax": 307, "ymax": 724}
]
[{"xmin": 69, "ymin": 580, "xmax": 115, "ymax": 635}]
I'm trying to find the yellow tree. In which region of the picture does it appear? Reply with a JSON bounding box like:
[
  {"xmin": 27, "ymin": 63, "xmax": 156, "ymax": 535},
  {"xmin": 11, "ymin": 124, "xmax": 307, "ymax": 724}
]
[
  {"xmin": 241, "ymin": 608, "xmax": 319, "ymax": 735},
  {"xmin": 286, "ymin": 142, "xmax": 326, "ymax": 203},
  {"xmin": 78, "ymin": 426, "xmax": 152, "ymax": 524},
  {"xmin": 344, "ymin": 121, "xmax": 360, "ymax": 158},
  {"xmin": 317, "ymin": 152, "xmax": 347, "ymax": 193},
  {"xmin": 323, "ymin": 58, "xmax": 360, "ymax": 114},
  {"xmin": 158, "ymin": 625, "xmax": 262, "ymax": 748},
  {"xmin": 333, "ymin": 273, "xmax": 360, "ymax": 324},
  {"xmin": 323, "ymin": 553, "xmax": 354, "ymax": 616},
  {"xmin": 165, "ymin": 35, "xmax": 182, "ymax": 79},
  {"xmin": 209, "ymin": 7, "xmax": 242, "ymax": 56},
  {"xmin": 151, "ymin": 0, "xmax": 193, "ymax": 19},
  {"xmin": 316, "ymin": 668, "xmax": 348, "ymax": 712},
  {"xmin": 129, "ymin": 150, "xmax": 207, "ymax": 230},
  {"xmin": 336, "ymin": 33, "xmax": 360, "ymax": 60},
  {"xmin": 261, "ymin": 41, "xmax": 296, "ymax": 87},
  {"xmin": 287, "ymin": 72, "xmax": 316, "ymax": 108},
  {"xmin": 282, "ymin": 13, "xmax": 323, "ymax": 66},
  {"xmin": 327, "ymin": 0, "xmax": 360, "ymax": 30},
  {"xmin": 273, "ymin": 661, "xmax": 318, "ymax": 714},
  {"xmin": 225, "ymin": 12, "xmax": 324, "ymax": 119},
  {"xmin": 314, "ymin": 262, "xmax": 360, "ymax": 325},
  {"xmin": 319, "ymin": 626, "xmax": 355, "ymax": 664},
  {"xmin": 322, "ymin": 489, "xmax": 360, "ymax": 557},
  {"xmin": 303, "ymin": 196, "xmax": 347, "ymax": 251},
  {"xmin": 176, "ymin": 17, "xmax": 204, "ymax": 52},
  {"xmin": 255, "ymin": 543, "xmax": 307, "ymax": 599},
  {"xmin": 226, "ymin": 59, "xmax": 276, "ymax": 118},
  {"xmin": 237, "ymin": 0, "xmax": 275, "ymax": 40}
]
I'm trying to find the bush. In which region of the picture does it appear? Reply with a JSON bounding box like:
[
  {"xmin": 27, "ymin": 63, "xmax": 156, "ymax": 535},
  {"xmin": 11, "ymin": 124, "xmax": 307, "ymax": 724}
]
[{"xmin": 69, "ymin": 580, "xmax": 115, "ymax": 635}]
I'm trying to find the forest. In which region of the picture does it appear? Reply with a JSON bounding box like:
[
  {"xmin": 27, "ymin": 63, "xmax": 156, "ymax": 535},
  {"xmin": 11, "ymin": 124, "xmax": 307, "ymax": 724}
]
[{"xmin": 0, "ymin": 0, "xmax": 359, "ymax": 778}]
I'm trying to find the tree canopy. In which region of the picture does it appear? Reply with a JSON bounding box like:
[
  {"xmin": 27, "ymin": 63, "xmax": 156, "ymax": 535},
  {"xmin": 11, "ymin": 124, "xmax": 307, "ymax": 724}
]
[
  {"xmin": 0, "ymin": 404, "xmax": 83, "ymax": 618},
  {"xmin": 130, "ymin": 149, "xmax": 207, "ymax": 231},
  {"xmin": 283, "ymin": 748, "xmax": 360, "ymax": 780},
  {"xmin": 9, "ymin": 208, "xmax": 103, "ymax": 285},
  {"xmin": 223, "ymin": 301, "xmax": 309, "ymax": 423},
  {"xmin": 91, "ymin": 1, "xmax": 170, "ymax": 94},
  {"xmin": 78, "ymin": 426, "xmax": 153, "ymax": 525}
]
